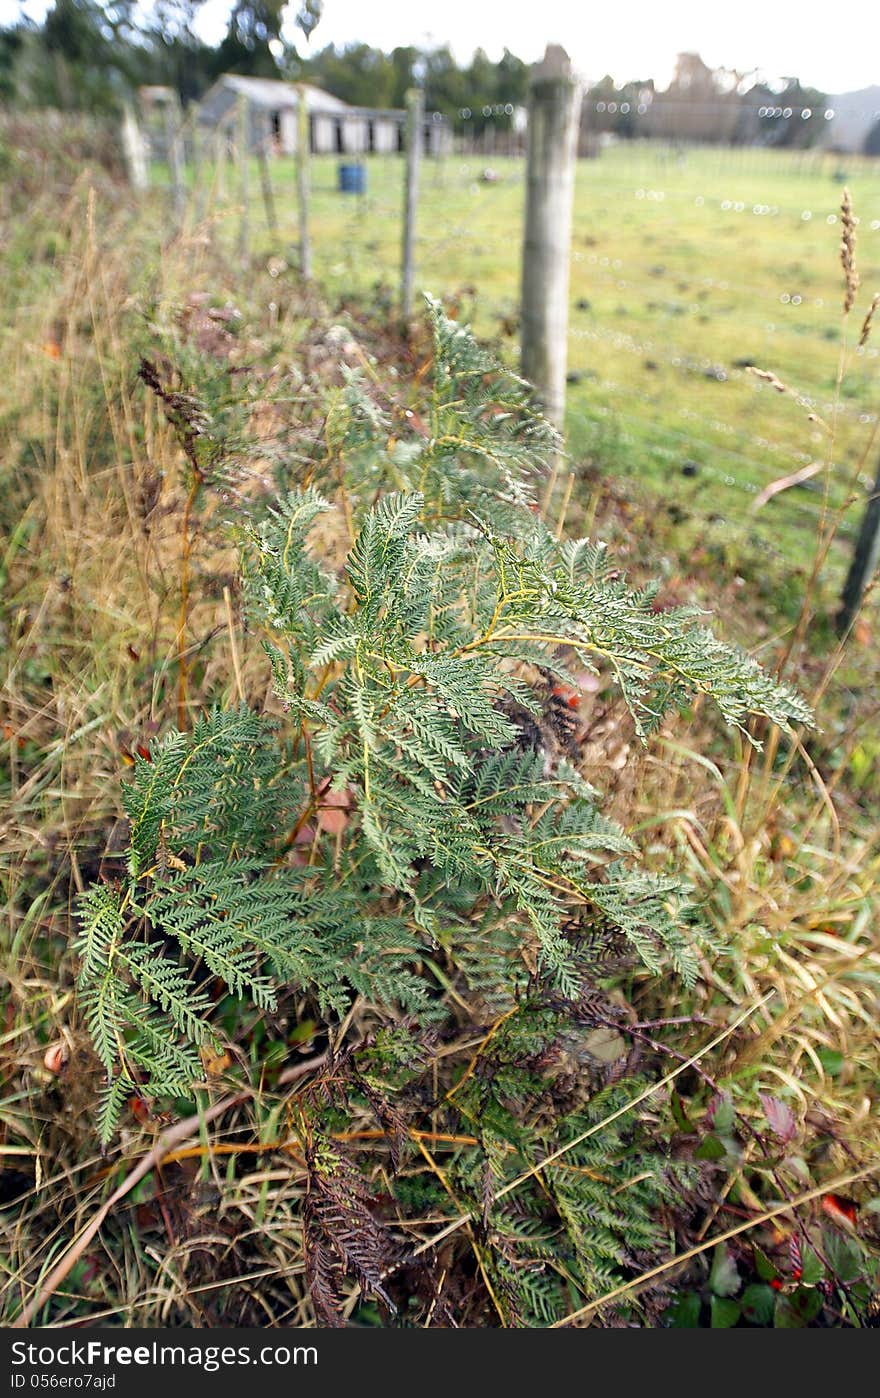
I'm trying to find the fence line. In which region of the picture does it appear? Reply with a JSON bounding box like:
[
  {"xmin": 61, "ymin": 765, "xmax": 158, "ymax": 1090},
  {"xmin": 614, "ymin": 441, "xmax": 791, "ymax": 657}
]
[{"xmin": 123, "ymin": 91, "xmax": 880, "ymax": 617}]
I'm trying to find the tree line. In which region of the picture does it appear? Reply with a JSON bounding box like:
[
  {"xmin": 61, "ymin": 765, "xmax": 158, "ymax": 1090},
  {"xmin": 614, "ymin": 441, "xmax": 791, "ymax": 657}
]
[
  {"xmin": 0, "ymin": 0, "xmax": 530, "ymax": 127},
  {"xmin": 0, "ymin": 0, "xmax": 828, "ymax": 149}
]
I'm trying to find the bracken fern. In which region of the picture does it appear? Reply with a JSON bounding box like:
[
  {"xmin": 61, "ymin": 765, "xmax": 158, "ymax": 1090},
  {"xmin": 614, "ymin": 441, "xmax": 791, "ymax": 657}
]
[{"xmin": 78, "ymin": 298, "xmax": 812, "ymax": 1180}]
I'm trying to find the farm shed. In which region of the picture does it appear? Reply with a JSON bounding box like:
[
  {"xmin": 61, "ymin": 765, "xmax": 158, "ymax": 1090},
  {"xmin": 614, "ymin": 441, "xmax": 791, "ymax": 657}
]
[
  {"xmin": 195, "ymin": 75, "xmax": 452, "ymax": 157},
  {"xmin": 196, "ymin": 75, "xmax": 348, "ymax": 153},
  {"xmin": 319, "ymin": 107, "xmax": 452, "ymax": 156}
]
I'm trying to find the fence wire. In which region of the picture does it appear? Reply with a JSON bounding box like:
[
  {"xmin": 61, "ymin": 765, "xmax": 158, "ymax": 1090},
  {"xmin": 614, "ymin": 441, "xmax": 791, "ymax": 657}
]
[{"xmin": 141, "ymin": 129, "xmax": 880, "ymax": 580}]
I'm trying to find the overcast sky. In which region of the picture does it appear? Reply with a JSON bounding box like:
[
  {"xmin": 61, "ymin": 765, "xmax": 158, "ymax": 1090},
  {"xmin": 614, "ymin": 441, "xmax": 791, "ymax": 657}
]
[
  {"xmin": 263, "ymin": 0, "xmax": 878, "ymax": 93},
  {"xmin": 3, "ymin": 0, "xmax": 879, "ymax": 94}
]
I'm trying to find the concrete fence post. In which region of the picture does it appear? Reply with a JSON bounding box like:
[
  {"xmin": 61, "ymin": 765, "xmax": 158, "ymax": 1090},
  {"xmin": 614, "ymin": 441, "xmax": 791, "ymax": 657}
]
[
  {"xmin": 237, "ymin": 94, "xmax": 250, "ymax": 265},
  {"xmin": 188, "ymin": 109, "xmax": 204, "ymax": 220},
  {"xmin": 165, "ymin": 95, "xmax": 186, "ymax": 223},
  {"xmin": 122, "ymin": 103, "xmax": 149, "ymax": 192},
  {"xmin": 257, "ymin": 111, "xmax": 278, "ymax": 235},
  {"xmin": 520, "ymin": 45, "xmax": 582, "ymax": 429},
  {"xmin": 213, "ymin": 126, "xmax": 227, "ymax": 203}
]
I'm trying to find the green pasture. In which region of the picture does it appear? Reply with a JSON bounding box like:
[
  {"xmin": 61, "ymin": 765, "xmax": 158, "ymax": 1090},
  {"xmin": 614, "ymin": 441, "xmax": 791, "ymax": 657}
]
[{"xmin": 194, "ymin": 144, "xmax": 880, "ymax": 581}]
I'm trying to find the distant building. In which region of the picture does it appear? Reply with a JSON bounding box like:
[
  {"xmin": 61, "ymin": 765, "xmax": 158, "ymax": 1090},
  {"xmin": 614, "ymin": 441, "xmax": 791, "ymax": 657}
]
[
  {"xmin": 196, "ymin": 74, "xmax": 452, "ymax": 157},
  {"xmin": 822, "ymin": 86, "xmax": 880, "ymax": 153}
]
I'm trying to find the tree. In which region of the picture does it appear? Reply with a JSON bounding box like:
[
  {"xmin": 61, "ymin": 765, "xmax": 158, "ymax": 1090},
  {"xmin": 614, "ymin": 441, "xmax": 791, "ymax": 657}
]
[
  {"xmin": 749, "ymin": 78, "xmax": 827, "ymax": 149},
  {"xmin": 294, "ymin": 0, "xmax": 322, "ymax": 45},
  {"xmin": 212, "ymin": 0, "xmax": 285, "ymax": 78},
  {"xmin": 300, "ymin": 42, "xmax": 396, "ymax": 107},
  {"xmin": 32, "ymin": 0, "xmax": 139, "ymax": 111},
  {"xmin": 582, "ymin": 75, "xmax": 649, "ymax": 141},
  {"xmin": 645, "ymin": 52, "xmax": 745, "ymax": 144},
  {"xmin": 421, "ymin": 43, "xmax": 467, "ymax": 122},
  {"xmin": 495, "ymin": 48, "xmax": 528, "ymax": 106},
  {"xmin": 143, "ymin": 0, "xmax": 215, "ymax": 105},
  {"xmin": 0, "ymin": 24, "xmax": 24, "ymax": 103}
]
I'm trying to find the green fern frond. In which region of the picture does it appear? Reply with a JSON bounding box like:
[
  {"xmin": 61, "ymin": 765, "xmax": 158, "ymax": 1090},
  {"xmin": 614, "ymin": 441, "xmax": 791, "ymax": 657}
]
[{"xmin": 79, "ymin": 298, "xmax": 814, "ymax": 1184}]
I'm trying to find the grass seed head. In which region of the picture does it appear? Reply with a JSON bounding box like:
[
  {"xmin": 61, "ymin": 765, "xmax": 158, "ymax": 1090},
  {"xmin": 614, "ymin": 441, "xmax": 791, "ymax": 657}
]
[
  {"xmin": 840, "ymin": 187, "xmax": 859, "ymax": 315},
  {"xmin": 858, "ymin": 292, "xmax": 880, "ymax": 348}
]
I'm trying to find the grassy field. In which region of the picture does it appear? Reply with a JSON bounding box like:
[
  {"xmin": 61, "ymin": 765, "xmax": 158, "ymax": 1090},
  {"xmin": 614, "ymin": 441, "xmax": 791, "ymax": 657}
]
[{"xmin": 189, "ymin": 143, "xmax": 880, "ymax": 584}]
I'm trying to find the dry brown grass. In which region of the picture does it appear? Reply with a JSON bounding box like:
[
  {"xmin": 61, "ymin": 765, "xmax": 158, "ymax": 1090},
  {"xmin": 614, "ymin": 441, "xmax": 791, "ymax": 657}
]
[{"xmin": 0, "ymin": 179, "xmax": 326, "ymax": 1324}]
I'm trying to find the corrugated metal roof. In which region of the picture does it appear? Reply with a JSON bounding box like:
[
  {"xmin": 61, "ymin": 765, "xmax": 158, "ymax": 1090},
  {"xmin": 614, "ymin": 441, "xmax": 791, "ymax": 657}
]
[
  {"xmin": 196, "ymin": 74, "xmax": 450, "ymax": 130},
  {"xmin": 212, "ymin": 75, "xmax": 351, "ymax": 113}
]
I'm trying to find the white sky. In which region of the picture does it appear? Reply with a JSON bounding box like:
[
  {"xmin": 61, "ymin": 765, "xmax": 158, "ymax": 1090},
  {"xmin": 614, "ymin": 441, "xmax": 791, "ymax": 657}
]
[{"xmin": 3, "ymin": 0, "xmax": 879, "ymax": 94}]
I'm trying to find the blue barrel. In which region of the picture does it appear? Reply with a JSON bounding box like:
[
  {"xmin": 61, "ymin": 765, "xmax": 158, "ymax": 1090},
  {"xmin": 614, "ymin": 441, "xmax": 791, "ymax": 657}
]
[{"xmin": 338, "ymin": 162, "xmax": 367, "ymax": 194}]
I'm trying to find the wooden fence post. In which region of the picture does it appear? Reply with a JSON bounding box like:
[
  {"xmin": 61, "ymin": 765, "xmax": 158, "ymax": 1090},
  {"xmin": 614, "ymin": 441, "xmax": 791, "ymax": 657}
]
[
  {"xmin": 432, "ymin": 117, "xmax": 447, "ymax": 186},
  {"xmin": 838, "ymin": 462, "xmax": 880, "ymax": 634},
  {"xmin": 296, "ymin": 86, "xmax": 312, "ymax": 279},
  {"xmin": 257, "ymin": 111, "xmax": 278, "ymax": 235},
  {"xmin": 520, "ymin": 45, "xmax": 582, "ymax": 428},
  {"xmin": 188, "ymin": 110, "xmax": 204, "ymax": 220},
  {"xmin": 237, "ymin": 94, "xmax": 250, "ymax": 264},
  {"xmin": 401, "ymin": 85, "xmax": 424, "ymax": 319},
  {"xmin": 213, "ymin": 126, "xmax": 227, "ymax": 204},
  {"xmin": 122, "ymin": 103, "xmax": 149, "ymax": 191},
  {"xmin": 165, "ymin": 94, "xmax": 186, "ymax": 223}
]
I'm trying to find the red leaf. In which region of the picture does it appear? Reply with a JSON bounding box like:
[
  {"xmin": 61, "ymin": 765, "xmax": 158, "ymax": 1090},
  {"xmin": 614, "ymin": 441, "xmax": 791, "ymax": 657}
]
[
  {"xmin": 760, "ymin": 1093, "xmax": 798, "ymax": 1143},
  {"xmin": 129, "ymin": 1095, "xmax": 153, "ymax": 1124},
  {"xmin": 821, "ymin": 1194, "xmax": 859, "ymax": 1229},
  {"xmin": 551, "ymin": 683, "xmax": 581, "ymax": 710},
  {"xmin": 316, "ymin": 785, "xmax": 354, "ymax": 835}
]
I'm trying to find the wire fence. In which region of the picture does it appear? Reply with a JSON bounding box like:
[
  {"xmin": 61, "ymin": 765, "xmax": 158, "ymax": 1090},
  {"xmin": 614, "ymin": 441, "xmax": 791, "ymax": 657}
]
[{"xmin": 129, "ymin": 101, "xmax": 880, "ymax": 581}]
